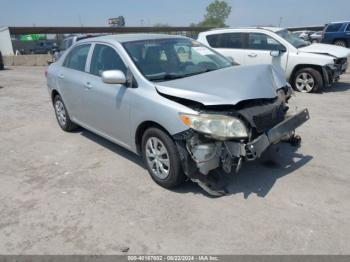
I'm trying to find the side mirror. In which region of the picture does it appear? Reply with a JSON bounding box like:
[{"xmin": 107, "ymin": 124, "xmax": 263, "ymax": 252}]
[
  {"xmin": 270, "ymin": 50, "xmax": 281, "ymax": 57},
  {"xmin": 102, "ymin": 70, "xmax": 126, "ymax": 85},
  {"xmin": 226, "ymin": 56, "xmax": 240, "ymax": 65}
]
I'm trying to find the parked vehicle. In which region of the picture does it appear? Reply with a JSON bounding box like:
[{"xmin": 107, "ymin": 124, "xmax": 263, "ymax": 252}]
[
  {"xmin": 0, "ymin": 51, "xmax": 4, "ymax": 70},
  {"xmin": 53, "ymin": 34, "xmax": 99, "ymax": 61},
  {"xmin": 12, "ymin": 40, "xmax": 57, "ymax": 55},
  {"xmin": 47, "ymin": 34, "xmax": 309, "ymax": 196},
  {"xmin": 309, "ymin": 31, "xmax": 323, "ymax": 43},
  {"xmin": 198, "ymin": 27, "xmax": 350, "ymax": 93},
  {"xmin": 322, "ymin": 21, "xmax": 350, "ymax": 47},
  {"xmin": 294, "ymin": 30, "xmax": 315, "ymax": 41}
]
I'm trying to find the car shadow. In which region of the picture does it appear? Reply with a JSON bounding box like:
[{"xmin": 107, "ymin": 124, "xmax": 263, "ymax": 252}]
[
  {"xmin": 79, "ymin": 129, "xmax": 144, "ymax": 167},
  {"xmin": 320, "ymin": 81, "xmax": 350, "ymax": 93},
  {"xmin": 79, "ymin": 129, "xmax": 313, "ymax": 199},
  {"xmin": 173, "ymin": 144, "xmax": 313, "ymax": 199}
]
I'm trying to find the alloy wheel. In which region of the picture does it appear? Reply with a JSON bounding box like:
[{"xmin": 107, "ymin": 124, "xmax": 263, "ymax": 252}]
[
  {"xmin": 334, "ymin": 41, "xmax": 346, "ymax": 47},
  {"xmin": 55, "ymin": 100, "xmax": 67, "ymax": 127},
  {"xmin": 145, "ymin": 137, "xmax": 170, "ymax": 179},
  {"xmin": 295, "ymin": 72, "xmax": 315, "ymax": 93}
]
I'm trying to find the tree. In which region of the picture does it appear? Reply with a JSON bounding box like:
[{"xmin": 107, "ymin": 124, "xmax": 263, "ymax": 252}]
[{"xmin": 194, "ymin": 0, "xmax": 232, "ymax": 27}]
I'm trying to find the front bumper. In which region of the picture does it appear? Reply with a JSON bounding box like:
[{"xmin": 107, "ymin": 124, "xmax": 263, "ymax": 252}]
[
  {"xmin": 323, "ymin": 59, "xmax": 348, "ymax": 86},
  {"xmin": 176, "ymin": 109, "xmax": 310, "ymax": 177},
  {"xmin": 243, "ymin": 109, "xmax": 310, "ymax": 160}
]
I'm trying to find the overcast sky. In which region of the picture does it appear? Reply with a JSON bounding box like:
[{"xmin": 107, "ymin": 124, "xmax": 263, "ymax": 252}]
[{"xmin": 1, "ymin": 0, "xmax": 349, "ymax": 28}]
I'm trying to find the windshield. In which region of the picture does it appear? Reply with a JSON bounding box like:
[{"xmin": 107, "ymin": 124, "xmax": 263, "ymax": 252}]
[
  {"xmin": 276, "ymin": 29, "xmax": 310, "ymax": 48},
  {"xmin": 122, "ymin": 38, "xmax": 232, "ymax": 82}
]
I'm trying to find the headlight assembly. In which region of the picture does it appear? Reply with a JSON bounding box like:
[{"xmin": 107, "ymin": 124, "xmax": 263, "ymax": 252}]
[
  {"xmin": 179, "ymin": 113, "xmax": 248, "ymax": 139},
  {"xmin": 327, "ymin": 63, "xmax": 337, "ymax": 70}
]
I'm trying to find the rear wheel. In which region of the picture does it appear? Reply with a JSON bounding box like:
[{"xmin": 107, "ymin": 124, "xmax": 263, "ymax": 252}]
[
  {"xmin": 53, "ymin": 94, "xmax": 78, "ymax": 132},
  {"xmin": 334, "ymin": 40, "xmax": 347, "ymax": 47},
  {"xmin": 293, "ymin": 68, "xmax": 323, "ymax": 93},
  {"xmin": 142, "ymin": 128, "xmax": 186, "ymax": 188}
]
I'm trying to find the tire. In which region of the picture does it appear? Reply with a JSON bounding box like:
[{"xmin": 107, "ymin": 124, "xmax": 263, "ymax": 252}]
[
  {"xmin": 334, "ymin": 40, "xmax": 347, "ymax": 47},
  {"xmin": 53, "ymin": 94, "xmax": 78, "ymax": 132},
  {"xmin": 292, "ymin": 67, "xmax": 323, "ymax": 93},
  {"xmin": 142, "ymin": 127, "xmax": 186, "ymax": 189}
]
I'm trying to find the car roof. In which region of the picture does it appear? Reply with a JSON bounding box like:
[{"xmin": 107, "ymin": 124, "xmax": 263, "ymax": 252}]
[
  {"xmin": 328, "ymin": 21, "xmax": 350, "ymax": 24},
  {"xmin": 79, "ymin": 33, "xmax": 188, "ymax": 44},
  {"xmin": 202, "ymin": 27, "xmax": 284, "ymax": 34}
]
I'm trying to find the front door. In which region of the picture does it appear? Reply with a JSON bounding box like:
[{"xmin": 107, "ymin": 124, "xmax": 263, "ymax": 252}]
[
  {"xmin": 81, "ymin": 43, "xmax": 132, "ymax": 148},
  {"xmin": 245, "ymin": 33, "xmax": 288, "ymax": 71}
]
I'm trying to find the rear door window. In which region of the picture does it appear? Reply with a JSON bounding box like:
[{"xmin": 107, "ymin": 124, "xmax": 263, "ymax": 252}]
[
  {"xmin": 206, "ymin": 33, "xmax": 245, "ymax": 49},
  {"xmin": 326, "ymin": 23, "xmax": 343, "ymax": 32},
  {"xmin": 63, "ymin": 44, "xmax": 91, "ymax": 72}
]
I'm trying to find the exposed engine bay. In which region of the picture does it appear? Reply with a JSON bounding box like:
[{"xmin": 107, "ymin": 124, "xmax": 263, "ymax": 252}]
[{"xmin": 171, "ymin": 86, "xmax": 310, "ymax": 196}]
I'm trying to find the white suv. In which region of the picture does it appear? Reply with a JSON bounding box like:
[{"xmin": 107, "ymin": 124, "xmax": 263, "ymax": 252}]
[{"xmin": 198, "ymin": 27, "xmax": 350, "ymax": 93}]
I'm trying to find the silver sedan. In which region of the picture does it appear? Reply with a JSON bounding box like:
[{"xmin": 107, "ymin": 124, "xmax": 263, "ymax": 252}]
[{"xmin": 47, "ymin": 34, "xmax": 309, "ymax": 196}]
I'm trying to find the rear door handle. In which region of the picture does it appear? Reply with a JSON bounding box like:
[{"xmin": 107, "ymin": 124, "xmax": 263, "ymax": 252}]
[
  {"xmin": 84, "ymin": 82, "xmax": 93, "ymax": 90},
  {"xmin": 248, "ymin": 53, "xmax": 258, "ymax": 58},
  {"xmin": 58, "ymin": 74, "xmax": 64, "ymax": 79}
]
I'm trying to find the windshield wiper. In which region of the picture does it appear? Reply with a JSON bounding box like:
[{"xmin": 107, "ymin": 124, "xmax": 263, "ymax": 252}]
[
  {"xmin": 148, "ymin": 74, "xmax": 186, "ymax": 82},
  {"xmin": 149, "ymin": 68, "xmax": 219, "ymax": 82}
]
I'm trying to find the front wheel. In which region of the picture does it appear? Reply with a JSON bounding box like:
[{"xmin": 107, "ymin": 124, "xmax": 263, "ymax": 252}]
[
  {"xmin": 142, "ymin": 128, "xmax": 186, "ymax": 189},
  {"xmin": 293, "ymin": 68, "xmax": 323, "ymax": 93}
]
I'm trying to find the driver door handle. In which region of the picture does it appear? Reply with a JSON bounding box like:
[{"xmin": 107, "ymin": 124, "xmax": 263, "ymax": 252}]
[
  {"xmin": 84, "ymin": 82, "xmax": 93, "ymax": 90},
  {"xmin": 248, "ymin": 53, "xmax": 258, "ymax": 58}
]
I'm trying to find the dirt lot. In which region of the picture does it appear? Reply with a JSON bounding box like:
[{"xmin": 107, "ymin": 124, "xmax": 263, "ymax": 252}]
[{"xmin": 0, "ymin": 66, "xmax": 350, "ymax": 255}]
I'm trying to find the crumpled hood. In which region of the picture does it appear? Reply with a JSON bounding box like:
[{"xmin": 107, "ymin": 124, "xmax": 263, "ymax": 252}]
[
  {"xmin": 156, "ymin": 64, "xmax": 287, "ymax": 106},
  {"xmin": 299, "ymin": 43, "xmax": 350, "ymax": 58}
]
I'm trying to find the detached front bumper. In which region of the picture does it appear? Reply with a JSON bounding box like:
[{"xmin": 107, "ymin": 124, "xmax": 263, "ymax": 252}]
[
  {"xmin": 242, "ymin": 109, "xmax": 310, "ymax": 160},
  {"xmin": 174, "ymin": 108, "xmax": 310, "ymax": 196},
  {"xmin": 175, "ymin": 109, "xmax": 310, "ymax": 177}
]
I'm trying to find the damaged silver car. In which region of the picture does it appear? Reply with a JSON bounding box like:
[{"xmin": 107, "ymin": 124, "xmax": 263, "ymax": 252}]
[{"xmin": 47, "ymin": 34, "xmax": 310, "ymax": 196}]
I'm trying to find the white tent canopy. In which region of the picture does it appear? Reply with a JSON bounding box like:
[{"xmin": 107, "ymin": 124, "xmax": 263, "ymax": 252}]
[{"xmin": 0, "ymin": 27, "xmax": 14, "ymax": 55}]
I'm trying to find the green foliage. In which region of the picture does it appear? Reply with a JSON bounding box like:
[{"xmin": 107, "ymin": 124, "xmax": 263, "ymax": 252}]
[{"xmin": 193, "ymin": 0, "xmax": 232, "ymax": 28}]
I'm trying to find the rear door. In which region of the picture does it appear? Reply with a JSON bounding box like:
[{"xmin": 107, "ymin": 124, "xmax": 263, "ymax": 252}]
[
  {"xmin": 206, "ymin": 32, "xmax": 247, "ymax": 65},
  {"xmin": 82, "ymin": 43, "xmax": 132, "ymax": 147},
  {"xmin": 245, "ymin": 33, "xmax": 288, "ymax": 70},
  {"xmin": 57, "ymin": 44, "xmax": 91, "ymax": 122}
]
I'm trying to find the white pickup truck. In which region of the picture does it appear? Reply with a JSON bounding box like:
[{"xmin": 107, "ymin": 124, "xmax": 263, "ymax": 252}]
[{"xmin": 198, "ymin": 27, "xmax": 350, "ymax": 93}]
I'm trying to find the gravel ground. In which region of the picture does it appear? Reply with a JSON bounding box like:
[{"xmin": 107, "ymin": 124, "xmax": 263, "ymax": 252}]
[{"xmin": 0, "ymin": 66, "xmax": 350, "ymax": 255}]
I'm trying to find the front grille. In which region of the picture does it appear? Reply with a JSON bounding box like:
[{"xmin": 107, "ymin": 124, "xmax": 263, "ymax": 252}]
[
  {"xmin": 237, "ymin": 91, "xmax": 288, "ymax": 133},
  {"xmin": 335, "ymin": 58, "xmax": 347, "ymax": 65},
  {"xmin": 252, "ymin": 103, "xmax": 286, "ymax": 133},
  {"xmin": 335, "ymin": 58, "xmax": 348, "ymax": 71}
]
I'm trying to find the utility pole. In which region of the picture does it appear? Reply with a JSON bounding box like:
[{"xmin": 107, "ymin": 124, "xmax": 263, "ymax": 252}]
[{"xmin": 278, "ymin": 17, "xmax": 283, "ymax": 27}]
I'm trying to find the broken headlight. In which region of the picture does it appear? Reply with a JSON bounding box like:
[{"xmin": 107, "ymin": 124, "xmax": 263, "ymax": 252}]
[{"xmin": 179, "ymin": 113, "xmax": 248, "ymax": 139}]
